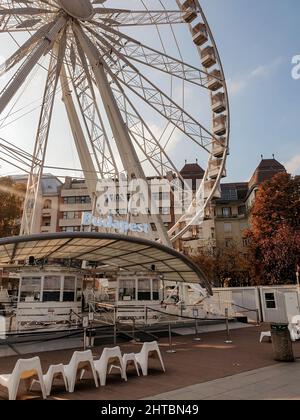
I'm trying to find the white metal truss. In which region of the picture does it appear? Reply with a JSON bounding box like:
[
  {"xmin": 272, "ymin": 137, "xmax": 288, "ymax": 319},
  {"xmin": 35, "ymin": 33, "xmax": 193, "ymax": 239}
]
[
  {"xmin": 73, "ymin": 21, "xmax": 171, "ymax": 246},
  {"xmin": 66, "ymin": 40, "xmax": 118, "ymax": 178},
  {"xmin": 86, "ymin": 27, "xmax": 217, "ymax": 153},
  {"xmin": 20, "ymin": 29, "xmax": 66, "ymax": 235},
  {"xmin": 89, "ymin": 22, "xmax": 211, "ymax": 89},
  {"xmin": 0, "ymin": 0, "xmax": 230, "ymax": 248},
  {"xmin": 92, "ymin": 8, "xmax": 200, "ymax": 27}
]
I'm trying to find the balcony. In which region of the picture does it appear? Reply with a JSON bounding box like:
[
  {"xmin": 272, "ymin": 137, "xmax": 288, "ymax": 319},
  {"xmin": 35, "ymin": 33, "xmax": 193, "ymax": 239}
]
[
  {"xmin": 192, "ymin": 22, "xmax": 208, "ymax": 46},
  {"xmin": 212, "ymin": 137, "xmax": 226, "ymax": 158},
  {"xmin": 181, "ymin": 0, "xmax": 197, "ymax": 23},
  {"xmin": 213, "ymin": 114, "xmax": 227, "ymax": 136},
  {"xmin": 212, "ymin": 92, "xmax": 226, "ymax": 114},
  {"xmin": 207, "ymin": 69, "xmax": 223, "ymax": 91},
  {"xmin": 201, "ymin": 46, "xmax": 216, "ymax": 68}
]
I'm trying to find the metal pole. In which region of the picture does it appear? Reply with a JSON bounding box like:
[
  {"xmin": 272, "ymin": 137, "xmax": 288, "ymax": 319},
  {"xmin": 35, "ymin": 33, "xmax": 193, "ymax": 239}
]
[
  {"xmin": 166, "ymin": 323, "xmax": 176, "ymax": 353},
  {"xmin": 256, "ymin": 309, "xmax": 260, "ymax": 326},
  {"xmin": 193, "ymin": 318, "xmax": 201, "ymax": 342},
  {"xmin": 225, "ymin": 308, "xmax": 233, "ymax": 344},
  {"xmin": 113, "ymin": 323, "xmax": 117, "ymax": 346},
  {"xmin": 145, "ymin": 306, "xmax": 148, "ymax": 327},
  {"xmin": 132, "ymin": 317, "xmax": 136, "ymax": 342},
  {"xmin": 83, "ymin": 328, "xmax": 87, "ymax": 351},
  {"xmin": 113, "ymin": 306, "xmax": 117, "ymax": 346}
]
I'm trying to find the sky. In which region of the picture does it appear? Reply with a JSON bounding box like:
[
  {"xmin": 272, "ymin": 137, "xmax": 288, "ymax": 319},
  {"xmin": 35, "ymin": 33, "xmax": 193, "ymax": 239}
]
[{"xmin": 0, "ymin": 0, "xmax": 299, "ymax": 183}]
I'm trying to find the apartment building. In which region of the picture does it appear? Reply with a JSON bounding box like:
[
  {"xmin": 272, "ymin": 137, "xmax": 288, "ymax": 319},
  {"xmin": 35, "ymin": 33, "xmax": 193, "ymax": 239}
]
[{"xmin": 179, "ymin": 158, "xmax": 287, "ymax": 256}]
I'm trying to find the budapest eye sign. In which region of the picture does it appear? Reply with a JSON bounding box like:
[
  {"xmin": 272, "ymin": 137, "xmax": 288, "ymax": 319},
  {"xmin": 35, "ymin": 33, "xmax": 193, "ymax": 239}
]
[{"xmin": 81, "ymin": 213, "xmax": 150, "ymax": 235}]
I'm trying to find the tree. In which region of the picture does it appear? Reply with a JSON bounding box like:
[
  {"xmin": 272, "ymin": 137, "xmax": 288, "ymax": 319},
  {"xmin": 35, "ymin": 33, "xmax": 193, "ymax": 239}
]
[
  {"xmin": 247, "ymin": 173, "xmax": 300, "ymax": 285},
  {"xmin": 192, "ymin": 241, "xmax": 251, "ymax": 287},
  {"xmin": 0, "ymin": 177, "xmax": 25, "ymax": 237}
]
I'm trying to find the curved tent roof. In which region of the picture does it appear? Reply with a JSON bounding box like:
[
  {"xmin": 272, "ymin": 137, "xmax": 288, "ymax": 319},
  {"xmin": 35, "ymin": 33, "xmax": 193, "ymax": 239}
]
[{"xmin": 0, "ymin": 233, "xmax": 212, "ymax": 294}]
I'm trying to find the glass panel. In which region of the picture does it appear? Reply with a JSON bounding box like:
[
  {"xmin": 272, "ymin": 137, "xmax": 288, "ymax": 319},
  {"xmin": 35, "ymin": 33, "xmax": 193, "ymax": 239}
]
[
  {"xmin": 119, "ymin": 279, "xmax": 136, "ymax": 301},
  {"xmin": 138, "ymin": 279, "xmax": 151, "ymax": 301},
  {"xmin": 20, "ymin": 277, "xmax": 41, "ymax": 302},
  {"xmin": 152, "ymin": 279, "xmax": 160, "ymax": 301},
  {"xmin": 265, "ymin": 293, "xmax": 276, "ymax": 309},
  {"xmin": 64, "ymin": 276, "xmax": 76, "ymax": 302},
  {"xmin": 43, "ymin": 276, "xmax": 61, "ymax": 302}
]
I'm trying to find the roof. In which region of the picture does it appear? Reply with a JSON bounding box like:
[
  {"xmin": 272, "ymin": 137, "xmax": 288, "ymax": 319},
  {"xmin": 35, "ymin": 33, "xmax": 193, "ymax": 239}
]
[
  {"xmin": 218, "ymin": 182, "xmax": 249, "ymax": 202},
  {"xmin": 180, "ymin": 162, "xmax": 205, "ymax": 178},
  {"xmin": 0, "ymin": 233, "xmax": 211, "ymax": 293},
  {"xmin": 249, "ymin": 159, "xmax": 286, "ymax": 189}
]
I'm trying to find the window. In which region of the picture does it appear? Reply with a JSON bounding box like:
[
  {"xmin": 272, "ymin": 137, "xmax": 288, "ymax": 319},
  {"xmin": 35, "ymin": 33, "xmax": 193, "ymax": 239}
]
[
  {"xmin": 150, "ymin": 223, "xmax": 158, "ymax": 232},
  {"xmin": 63, "ymin": 276, "xmax": 76, "ymax": 302},
  {"xmin": 138, "ymin": 279, "xmax": 151, "ymax": 301},
  {"xmin": 119, "ymin": 280, "xmax": 136, "ymax": 301},
  {"xmin": 62, "ymin": 211, "xmax": 82, "ymax": 220},
  {"xmin": 211, "ymin": 227, "xmax": 215, "ymax": 239},
  {"xmin": 20, "ymin": 277, "xmax": 41, "ymax": 302},
  {"xmin": 43, "ymin": 276, "xmax": 61, "ymax": 302},
  {"xmin": 222, "ymin": 188, "xmax": 238, "ymax": 201},
  {"xmin": 265, "ymin": 293, "xmax": 276, "ymax": 309},
  {"xmin": 43, "ymin": 199, "xmax": 52, "ymax": 209},
  {"xmin": 152, "ymin": 279, "xmax": 160, "ymax": 301},
  {"xmin": 240, "ymin": 222, "xmax": 248, "ymax": 232},
  {"xmin": 225, "ymin": 238, "xmax": 233, "ymax": 248},
  {"xmin": 42, "ymin": 216, "xmax": 51, "ymax": 227},
  {"xmin": 238, "ymin": 205, "xmax": 246, "ymax": 216},
  {"xmin": 224, "ymin": 223, "xmax": 232, "ymax": 233},
  {"xmin": 61, "ymin": 226, "xmax": 81, "ymax": 232},
  {"xmin": 160, "ymin": 207, "xmax": 170, "ymax": 215},
  {"xmin": 222, "ymin": 207, "xmax": 232, "ymax": 218},
  {"xmin": 63, "ymin": 196, "xmax": 91, "ymax": 205}
]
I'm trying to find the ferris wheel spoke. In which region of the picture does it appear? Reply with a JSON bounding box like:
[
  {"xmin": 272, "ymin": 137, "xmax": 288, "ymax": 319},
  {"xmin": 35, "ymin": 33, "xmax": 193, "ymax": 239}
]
[
  {"xmin": 20, "ymin": 28, "xmax": 67, "ymax": 236},
  {"xmin": 66, "ymin": 43, "xmax": 118, "ymax": 178},
  {"xmin": 0, "ymin": 7, "xmax": 55, "ymax": 16},
  {"xmin": 0, "ymin": 21, "xmax": 55, "ymax": 77},
  {"xmin": 60, "ymin": 62, "xmax": 99, "ymax": 197},
  {"xmin": 88, "ymin": 23, "xmax": 210, "ymax": 89},
  {"xmin": 109, "ymin": 77, "xmax": 185, "ymax": 180},
  {"xmin": 0, "ymin": 16, "xmax": 66, "ymax": 116},
  {"xmin": 0, "ymin": 3, "xmax": 56, "ymax": 32},
  {"xmin": 74, "ymin": 22, "xmax": 172, "ymax": 247},
  {"xmin": 92, "ymin": 8, "xmax": 199, "ymax": 27},
  {"xmin": 90, "ymin": 32, "xmax": 215, "ymax": 153}
]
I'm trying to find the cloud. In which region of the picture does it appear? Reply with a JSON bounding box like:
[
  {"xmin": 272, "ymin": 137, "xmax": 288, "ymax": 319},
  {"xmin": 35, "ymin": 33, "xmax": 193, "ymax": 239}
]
[
  {"xmin": 228, "ymin": 57, "xmax": 283, "ymax": 96},
  {"xmin": 285, "ymin": 154, "xmax": 300, "ymax": 175}
]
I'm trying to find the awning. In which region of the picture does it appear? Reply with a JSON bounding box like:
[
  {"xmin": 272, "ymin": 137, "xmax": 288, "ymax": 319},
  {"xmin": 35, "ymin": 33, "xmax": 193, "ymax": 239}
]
[{"xmin": 0, "ymin": 233, "xmax": 212, "ymax": 294}]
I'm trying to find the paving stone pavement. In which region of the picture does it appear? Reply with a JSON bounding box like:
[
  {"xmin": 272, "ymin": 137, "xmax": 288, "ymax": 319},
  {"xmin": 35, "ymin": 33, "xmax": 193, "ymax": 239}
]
[{"xmin": 144, "ymin": 361, "xmax": 300, "ymax": 400}]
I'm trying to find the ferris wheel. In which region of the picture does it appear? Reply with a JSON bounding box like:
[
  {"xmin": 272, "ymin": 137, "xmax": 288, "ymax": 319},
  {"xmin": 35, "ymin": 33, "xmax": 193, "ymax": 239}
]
[{"xmin": 0, "ymin": 0, "xmax": 229, "ymax": 248}]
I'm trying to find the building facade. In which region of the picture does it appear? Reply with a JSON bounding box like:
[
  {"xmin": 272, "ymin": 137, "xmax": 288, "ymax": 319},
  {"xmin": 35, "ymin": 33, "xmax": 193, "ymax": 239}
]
[{"xmin": 11, "ymin": 158, "xmax": 288, "ymax": 256}]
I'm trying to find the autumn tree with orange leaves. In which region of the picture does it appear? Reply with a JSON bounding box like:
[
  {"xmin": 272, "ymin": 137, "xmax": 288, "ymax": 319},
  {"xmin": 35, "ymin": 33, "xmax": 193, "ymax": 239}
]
[
  {"xmin": 247, "ymin": 172, "xmax": 300, "ymax": 285},
  {"xmin": 0, "ymin": 177, "xmax": 25, "ymax": 238}
]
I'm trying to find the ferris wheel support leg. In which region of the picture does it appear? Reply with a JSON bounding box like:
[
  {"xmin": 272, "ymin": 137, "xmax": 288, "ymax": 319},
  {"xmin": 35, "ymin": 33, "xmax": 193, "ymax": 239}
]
[
  {"xmin": 0, "ymin": 17, "xmax": 66, "ymax": 117},
  {"xmin": 74, "ymin": 23, "xmax": 171, "ymax": 247},
  {"xmin": 20, "ymin": 27, "xmax": 67, "ymax": 236},
  {"xmin": 60, "ymin": 64, "xmax": 98, "ymax": 199}
]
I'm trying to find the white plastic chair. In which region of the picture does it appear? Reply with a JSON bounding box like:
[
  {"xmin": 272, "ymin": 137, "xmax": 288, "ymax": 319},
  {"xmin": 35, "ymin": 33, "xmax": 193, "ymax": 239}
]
[
  {"xmin": 135, "ymin": 341, "xmax": 165, "ymax": 377},
  {"xmin": 63, "ymin": 350, "xmax": 98, "ymax": 393},
  {"xmin": 123, "ymin": 353, "xmax": 140, "ymax": 377},
  {"xmin": 94, "ymin": 346, "xmax": 127, "ymax": 386},
  {"xmin": 31, "ymin": 363, "xmax": 68, "ymax": 396},
  {"xmin": 260, "ymin": 331, "xmax": 272, "ymax": 343},
  {"xmin": 289, "ymin": 315, "xmax": 300, "ymax": 342},
  {"xmin": 0, "ymin": 357, "xmax": 46, "ymax": 400}
]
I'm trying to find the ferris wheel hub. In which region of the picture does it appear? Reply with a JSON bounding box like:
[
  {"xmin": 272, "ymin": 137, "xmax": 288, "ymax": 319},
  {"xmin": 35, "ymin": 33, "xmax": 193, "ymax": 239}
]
[{"xmin": 57, "ymin": 0, "xmax": 94, "ymax": 21}]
